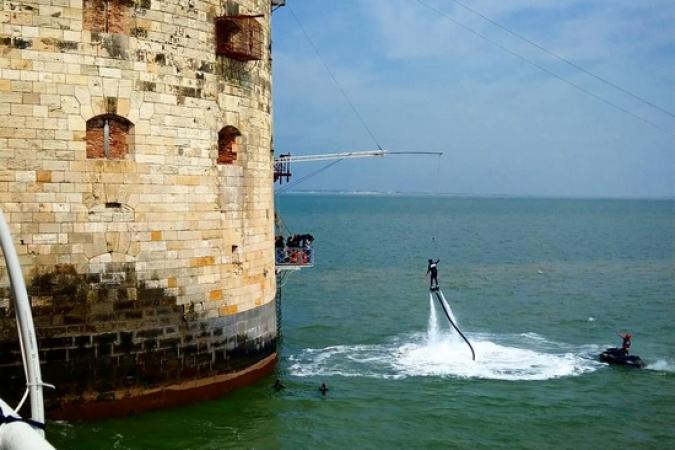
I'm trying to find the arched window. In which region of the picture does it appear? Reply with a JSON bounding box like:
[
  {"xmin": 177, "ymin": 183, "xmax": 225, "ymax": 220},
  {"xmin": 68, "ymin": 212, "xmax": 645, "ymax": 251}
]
[
  {"xmin": 86, "ymin": 114, "xmax": 134, "ymax": 159},
  {"xmin": 218, "ymin": 126, "xmax": 241, "ymax": 164},
  {"xmin": 83, "ymin": 0, "xmax": 133, "ymax": 34}
]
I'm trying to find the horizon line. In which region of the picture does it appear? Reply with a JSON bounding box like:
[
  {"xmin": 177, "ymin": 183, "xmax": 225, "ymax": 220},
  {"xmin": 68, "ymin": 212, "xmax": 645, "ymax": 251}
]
[{"xmin": 275, "ymin": 189, "xmax": 675, "ymax": 201}]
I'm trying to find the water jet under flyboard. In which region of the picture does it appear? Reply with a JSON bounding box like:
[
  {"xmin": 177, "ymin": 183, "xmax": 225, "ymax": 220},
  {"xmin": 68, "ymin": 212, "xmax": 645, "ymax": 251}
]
[{"xmin": 429, "ymin": 287, "xmax": 475, "ymax": 360}]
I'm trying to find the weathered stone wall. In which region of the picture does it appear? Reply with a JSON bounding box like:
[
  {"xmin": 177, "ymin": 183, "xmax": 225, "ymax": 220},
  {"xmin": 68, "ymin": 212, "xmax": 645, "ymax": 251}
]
[{"xmin": 0, "ymin": 0, "xmax": 277, "ymax": 414}]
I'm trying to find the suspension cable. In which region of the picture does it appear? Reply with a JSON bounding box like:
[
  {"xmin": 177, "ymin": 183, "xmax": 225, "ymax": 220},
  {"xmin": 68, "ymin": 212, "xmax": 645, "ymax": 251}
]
[
  {"xmin": 287, "ymin": 5, "xmax": 384, "ymax": 150},
  {"xmin": 414, "ymin": 0, "xmax": 674, "ymax": 138},
  {"xmin": 276, "ymin": 158, "xmax": 345, "ymax": 194},
  {"xmin": 448, "ymin": 0, "xmax": 674, "ymax": 119}
]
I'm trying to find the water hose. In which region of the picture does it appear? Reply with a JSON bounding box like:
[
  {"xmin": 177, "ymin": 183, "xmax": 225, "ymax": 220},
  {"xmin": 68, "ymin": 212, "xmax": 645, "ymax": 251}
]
[{"xmin": 434, "ymin": 289, "xmax": 476, "ymax": 360}]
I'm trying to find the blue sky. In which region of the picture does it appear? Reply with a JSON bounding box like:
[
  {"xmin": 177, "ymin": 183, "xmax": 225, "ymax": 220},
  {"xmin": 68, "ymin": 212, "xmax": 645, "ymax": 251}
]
[{"xmin": 271, "ymin": 0, "xmax": 674, "ymax": 198}]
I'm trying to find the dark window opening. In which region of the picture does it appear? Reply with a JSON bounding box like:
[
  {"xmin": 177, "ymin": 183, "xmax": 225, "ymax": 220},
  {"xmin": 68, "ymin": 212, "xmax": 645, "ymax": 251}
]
[
  {"xmin": 105, "ymin": 202, "xmax": 122, "ymax": 208},
  {"xmin": 86, "ymin": 114, "xmax": 134, "ymax": 159},
  {"xmin": 218, "ymin": 126, "xmax": 241, "ymax": 165},
  {"xmin": 215, "ymin": 15, "xmax": 264, "ymax": 61}
]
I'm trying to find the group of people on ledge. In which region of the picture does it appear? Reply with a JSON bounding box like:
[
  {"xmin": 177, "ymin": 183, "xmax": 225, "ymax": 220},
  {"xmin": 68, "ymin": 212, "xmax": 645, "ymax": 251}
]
[{"xmin": 275, "ymin": 234, "xmax": 314, "ymax": 265}]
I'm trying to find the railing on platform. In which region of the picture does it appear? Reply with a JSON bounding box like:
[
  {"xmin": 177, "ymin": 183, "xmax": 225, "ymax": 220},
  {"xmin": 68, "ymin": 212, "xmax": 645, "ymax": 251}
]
[
  {"xmin": 275, "ymin": 245, "xmax": 314, "ymax": 269},
  {"xmin": 274, "ymin": 233, "xmax": 314, "ymax": 271}
]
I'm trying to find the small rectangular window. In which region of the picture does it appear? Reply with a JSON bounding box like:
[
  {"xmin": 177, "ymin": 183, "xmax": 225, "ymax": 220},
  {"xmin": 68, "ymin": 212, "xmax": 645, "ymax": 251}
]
[
  {"xmin": 86, "ymin": 114, "xmax": 134, "ymax": 159},
  {"xmin": 215, "ymin": 15, "xmax": 264, "ymax": 61}
]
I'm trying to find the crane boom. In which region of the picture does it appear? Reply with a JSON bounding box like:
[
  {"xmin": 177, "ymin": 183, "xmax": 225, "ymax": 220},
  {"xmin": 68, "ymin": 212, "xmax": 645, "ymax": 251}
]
[
  {"xmin": 273, "ymin": 149, "xmax": 443, "ymax": 184},
  {"xmin": 275, "ymin": 149, "xmax": 442, "ymax": 163},
  {"xmin": 277, "ymin": 150, "xmax": 386, "ymax": 163}
]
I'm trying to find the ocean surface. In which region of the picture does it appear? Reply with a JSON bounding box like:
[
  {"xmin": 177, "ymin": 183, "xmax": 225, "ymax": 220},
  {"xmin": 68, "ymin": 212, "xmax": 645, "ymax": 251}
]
[{"xmin": 52, "ymin": 194, "xmax": 674, "ymax": 449}]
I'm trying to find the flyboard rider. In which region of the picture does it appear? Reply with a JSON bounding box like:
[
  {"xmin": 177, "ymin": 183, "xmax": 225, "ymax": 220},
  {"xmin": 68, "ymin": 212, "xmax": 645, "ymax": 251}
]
[{"xmin": 427, "ymin": 258, "xmax": 440, "ymax": 290}]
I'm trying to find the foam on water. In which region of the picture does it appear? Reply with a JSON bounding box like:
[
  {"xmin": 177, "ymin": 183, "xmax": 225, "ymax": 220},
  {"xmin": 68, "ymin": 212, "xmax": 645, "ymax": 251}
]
[
  {"xmin": 288, "ymin": 296, "xmax": 601, "ymax": 381},
  {"xmin": 646, "ymin": 359, "xmax": 675, "ymax": 373}
]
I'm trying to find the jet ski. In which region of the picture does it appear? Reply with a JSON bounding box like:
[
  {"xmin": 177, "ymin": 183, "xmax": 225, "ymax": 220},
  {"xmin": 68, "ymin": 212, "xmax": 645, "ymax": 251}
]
[{"xmin": 599, "ymin": 347, "xmax": 644, "ymax": 368}]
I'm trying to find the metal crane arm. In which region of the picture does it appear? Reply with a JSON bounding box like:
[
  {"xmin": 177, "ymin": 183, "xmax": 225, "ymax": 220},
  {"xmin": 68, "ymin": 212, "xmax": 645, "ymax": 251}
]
[
  {"xmin": 275, "ymin": 150, "xmax": 442, "ymax": 164},
  {"xmin": 276, "ymin": 150, "xmax": 386, "ymax": 163},
  {"xmin": 273, "ymin": 149, "xmax": 443, "ymax": 185}
]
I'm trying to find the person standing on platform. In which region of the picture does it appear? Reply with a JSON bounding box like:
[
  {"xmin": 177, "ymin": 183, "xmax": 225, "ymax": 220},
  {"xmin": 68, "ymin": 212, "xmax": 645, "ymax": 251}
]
[{"xmin": 275, "ymin": 235, "xmax": 285, "ymax": 263}]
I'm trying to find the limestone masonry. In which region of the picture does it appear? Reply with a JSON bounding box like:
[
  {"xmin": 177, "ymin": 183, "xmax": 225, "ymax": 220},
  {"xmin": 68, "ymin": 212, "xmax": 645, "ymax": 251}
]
[{"xmin": 0, "ymin": 0, "xmax": 278, "ymax": 418}]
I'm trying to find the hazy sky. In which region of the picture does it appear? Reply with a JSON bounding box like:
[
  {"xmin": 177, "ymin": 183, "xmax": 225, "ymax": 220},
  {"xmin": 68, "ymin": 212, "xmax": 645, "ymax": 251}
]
[{"xmin": 271, "ymin": 0, "xmax": 674, "ymax": 198}]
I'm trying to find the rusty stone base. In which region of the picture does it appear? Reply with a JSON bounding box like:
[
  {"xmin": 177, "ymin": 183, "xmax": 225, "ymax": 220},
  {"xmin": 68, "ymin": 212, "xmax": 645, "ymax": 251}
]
[{"xmin": 50, "ymin": 352, "xmax": 277, "ymax": 421}]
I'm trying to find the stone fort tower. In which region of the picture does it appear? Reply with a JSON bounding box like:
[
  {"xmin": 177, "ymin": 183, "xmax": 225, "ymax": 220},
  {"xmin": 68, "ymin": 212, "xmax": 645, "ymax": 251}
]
[{"xmin": 0, "ymin": 0, "xmax": 278, "ymax": 418}]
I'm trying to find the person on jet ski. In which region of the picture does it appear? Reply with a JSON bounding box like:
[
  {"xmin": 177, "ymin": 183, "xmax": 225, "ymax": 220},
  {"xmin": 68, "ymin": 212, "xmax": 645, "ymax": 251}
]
[{"xmin": 619, "ymin": 333, "xmax": 632, "ymax": 355}]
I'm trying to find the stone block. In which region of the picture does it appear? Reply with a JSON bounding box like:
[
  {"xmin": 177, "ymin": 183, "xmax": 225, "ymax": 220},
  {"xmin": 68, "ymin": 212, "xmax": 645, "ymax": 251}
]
[{"xmin": 68, "ymin": 114, "xmax": 85, "ymax": 131}]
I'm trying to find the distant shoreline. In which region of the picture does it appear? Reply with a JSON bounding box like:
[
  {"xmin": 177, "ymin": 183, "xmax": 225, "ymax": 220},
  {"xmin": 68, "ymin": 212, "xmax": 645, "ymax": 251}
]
[{"xmin": 276, "ymin": 190, "xmax": 675, "ymax": 201}]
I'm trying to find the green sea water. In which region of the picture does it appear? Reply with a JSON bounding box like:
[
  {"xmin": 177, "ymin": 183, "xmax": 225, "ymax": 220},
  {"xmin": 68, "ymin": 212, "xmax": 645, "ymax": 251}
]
[{"xmin": 51, "ymin": 195, "xmax": 674, "ymax": 449}]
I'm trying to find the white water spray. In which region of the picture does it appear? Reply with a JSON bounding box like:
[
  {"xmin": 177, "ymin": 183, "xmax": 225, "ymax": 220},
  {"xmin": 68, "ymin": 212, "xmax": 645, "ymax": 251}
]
[
  {"xmin": 289, "ymin": 293, "xmax": 602, "ymax": 381},
  {"xmin": 427, "ymin": 294, "xmax": 440, "ymax": 343},
  {"xmin": 437, "ymin": 290, "xmax": 458, "ymax": 325},
  {"xmin": 290, "ymin": 331, "xmax": 600, "ymax": 381},
  {"xmin": 426, "ymin": 290, "xmax": 468, "ymax": 351}
]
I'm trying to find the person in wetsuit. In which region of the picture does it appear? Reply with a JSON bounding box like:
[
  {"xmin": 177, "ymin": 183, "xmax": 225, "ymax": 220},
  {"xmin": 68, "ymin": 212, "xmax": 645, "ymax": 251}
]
[
  {"xmin": 619, "ymin": 333, "xmax": 632, "ymax": 355},
  {"xmin": 427, "ymin": 259, "xmax": 440, "ymax": 290}
]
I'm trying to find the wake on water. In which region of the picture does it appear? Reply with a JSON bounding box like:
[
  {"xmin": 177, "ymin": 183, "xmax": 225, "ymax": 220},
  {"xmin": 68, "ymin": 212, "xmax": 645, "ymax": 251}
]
[
  {"xmin": 645, "ymin": 359, "xmax": 675, "ymax": 373},
  {"xmin": 288, "ymin": 293, "xmax": 604, "ymax": 381}
]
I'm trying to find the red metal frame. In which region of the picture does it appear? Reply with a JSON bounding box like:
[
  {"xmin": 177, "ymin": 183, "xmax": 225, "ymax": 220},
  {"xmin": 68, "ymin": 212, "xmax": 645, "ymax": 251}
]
[{"xmin": 215, "ymin": 15, "xmax": 264, "ymax": 61}]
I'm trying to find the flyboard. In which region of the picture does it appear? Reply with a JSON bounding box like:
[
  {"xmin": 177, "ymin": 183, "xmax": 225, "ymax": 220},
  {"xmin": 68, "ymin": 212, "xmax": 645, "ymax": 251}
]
[{"xmin": 431, "ymin": 287, "xmax": 476, "ymax": 360}]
